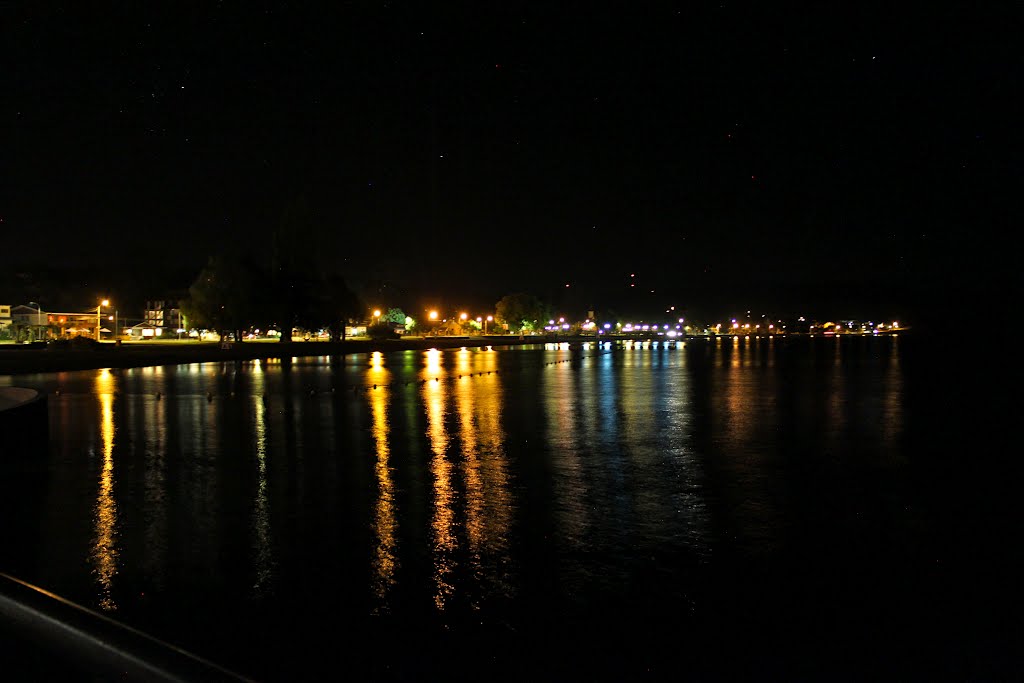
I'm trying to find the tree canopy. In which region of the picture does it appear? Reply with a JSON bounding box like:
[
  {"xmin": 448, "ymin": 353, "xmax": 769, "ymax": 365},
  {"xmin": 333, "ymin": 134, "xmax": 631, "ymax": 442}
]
[
  {"xmin": 495, "ymin": 293, "xmax": 547, "ymax": 332},
  {"xmin": 181, "ymin": 255, "xmax": 258, "ymax": 339},
  {"xmin": 182, "ymin": 252, "xmax": 361, "ymax": 342}
]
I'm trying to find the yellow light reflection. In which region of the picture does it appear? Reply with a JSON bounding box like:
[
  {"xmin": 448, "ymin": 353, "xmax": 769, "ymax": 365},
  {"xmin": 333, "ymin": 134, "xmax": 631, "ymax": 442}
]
[
  {"xmin": 453, "ymin": 350, "xmax": 511, "ymax": 592},
  {"xmin": 369, "ymin": 367, "xmax": 398, "ymax": 608},
  {"xmin": 455, "ymin": 353, "xmax": 481, "ymax": 555},
  {"xmin": 93, "ymin": 372, "xmax": 119, "ymax": 611},
  {"xmin": 252, "ymin": 394, "xmax": 273, "ymax": 595},
  {"xmin": 720, "ymin": 335, "xmax": 753, "ymax": 442},
  {"xmin": 369, "ymin": 350, "xmax": 386, "ymax": 387},
  {"xmin": 423, "ymin": 358, "xmax": 455, "ymax": 611},
  {"xmin": 424, "ymin": 348, "xmax": 442, "ymax": 378}
]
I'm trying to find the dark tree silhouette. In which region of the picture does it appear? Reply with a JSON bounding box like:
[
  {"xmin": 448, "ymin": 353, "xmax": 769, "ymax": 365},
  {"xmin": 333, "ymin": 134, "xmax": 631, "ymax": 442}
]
[
  {"xmin": 324, "ymin": 274, "xmax": 364, "ymax": 342},
  {"xmin": 269, "ymin": 195, "xmax": 313, "ymax": 342},
  {"xmin": 182, "ymin": 255, "xmax": 258, "ymax": 342}
]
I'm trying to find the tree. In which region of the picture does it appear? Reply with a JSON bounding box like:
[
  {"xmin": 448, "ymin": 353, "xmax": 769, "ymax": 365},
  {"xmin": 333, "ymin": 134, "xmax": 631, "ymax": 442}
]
[
  {"xmin": 182, "ymin": 255, "xmax": 258, "ymax": 342},
  {"xmin": 306, "ymin": 273, "xmax": 363, "ymax": 342},
  {"xmin": 383, "ymin": 307, "xmax": 406, "ymax": 325},
  {"xmin": 285, "ymin": 268, "xmax": 365, "ymax": 343},
  {"xmin": 269, "ymin": 194, "xmax": 315, "ymax": 342},
  {"xmin": 495, "ymin": 293, "xmax": 547, "ymax": 333}
]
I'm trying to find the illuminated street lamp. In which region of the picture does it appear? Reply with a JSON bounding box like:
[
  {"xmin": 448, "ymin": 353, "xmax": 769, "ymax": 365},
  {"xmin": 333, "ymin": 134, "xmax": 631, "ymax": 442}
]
[
  {"xmin": 485, "ymin": 315, "xmax": 492, "ymax": 335},
  {"xmin": 97, "ymin": 299, "xmax": 110, "ymax": 341},
  {"xmin": 428, "ymin": 310, "xmax": 438, "ymax": 320},
  {"xmin": 373, "ymin": 309, "xmax": 381, "ymax": 326}
]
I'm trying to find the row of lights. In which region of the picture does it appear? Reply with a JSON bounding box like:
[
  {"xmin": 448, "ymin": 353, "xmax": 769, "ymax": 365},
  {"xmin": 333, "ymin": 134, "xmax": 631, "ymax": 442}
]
[{"xmin": 371, "ymin": 309, "xmax": 495, "ymax": 333}]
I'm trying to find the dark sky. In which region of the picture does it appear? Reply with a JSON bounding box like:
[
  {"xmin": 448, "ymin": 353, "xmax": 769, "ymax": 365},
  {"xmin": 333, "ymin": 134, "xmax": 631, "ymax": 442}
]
[{"xmin": 2, "ymin": 2, "xmax": 1017, "ymax": 320}]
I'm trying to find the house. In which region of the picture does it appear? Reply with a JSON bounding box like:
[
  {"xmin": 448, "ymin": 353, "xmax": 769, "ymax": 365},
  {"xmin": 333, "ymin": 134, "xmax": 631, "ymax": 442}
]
[
  {"xmin": 0, "ymin": 305, "xmax": 12, "ymax": 333},
  {"xmin": 8, "ymin": 304, "xmax": 51, "ymax": 341}
]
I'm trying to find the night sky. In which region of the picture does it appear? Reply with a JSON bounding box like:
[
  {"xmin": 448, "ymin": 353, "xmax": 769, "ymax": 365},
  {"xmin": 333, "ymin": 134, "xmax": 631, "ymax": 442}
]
[{"xmin": 3, "ymin": 2, "xmax": 1016, "ymax": 321}]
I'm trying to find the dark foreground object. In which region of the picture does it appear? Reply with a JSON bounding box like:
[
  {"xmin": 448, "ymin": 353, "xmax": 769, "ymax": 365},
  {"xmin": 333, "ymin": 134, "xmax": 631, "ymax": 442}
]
[
  {"xmin": 0, "ymin": 572, "xmax": 252, "ymax": 681},
  {"xmin": 0, "ymin": 387, "xmax": 47, "ymax": 453}
]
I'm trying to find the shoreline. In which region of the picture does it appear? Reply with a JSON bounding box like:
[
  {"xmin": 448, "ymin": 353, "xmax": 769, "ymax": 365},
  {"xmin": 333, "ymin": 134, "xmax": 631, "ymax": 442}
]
[
  {"xmin": 0, "ymin": 332, "xmax": 903, "ymax": 376},
  {"xmin": 0, "ymin": 336, "xmax": 555, "ymax": 376}
]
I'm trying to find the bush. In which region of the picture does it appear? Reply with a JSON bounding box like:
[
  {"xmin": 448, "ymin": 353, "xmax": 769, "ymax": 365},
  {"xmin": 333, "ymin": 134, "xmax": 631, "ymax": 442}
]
[
  {"xmin": 367, "ymin": 323, "xmax": 399, "ymax": 340},
  {"xmin": 47, "ymin": 336, "xmax": 102, "ymax": 351},
  {"xmin": 70, "ymin": 336, "xmax": 102, "ymax": 350}
]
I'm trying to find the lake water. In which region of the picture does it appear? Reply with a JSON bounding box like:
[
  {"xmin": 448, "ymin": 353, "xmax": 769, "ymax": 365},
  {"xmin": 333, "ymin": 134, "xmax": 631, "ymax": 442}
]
[{"xmin": 1, "ymin": 337, "xmax": 1020, "ymax": 681}]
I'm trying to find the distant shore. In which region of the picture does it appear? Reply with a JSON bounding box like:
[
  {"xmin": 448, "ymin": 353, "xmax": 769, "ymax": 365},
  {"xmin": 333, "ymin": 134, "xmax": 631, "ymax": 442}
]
[{"xmin": 0, "ymin": 336, "xmax": 551, "ymax": 376}]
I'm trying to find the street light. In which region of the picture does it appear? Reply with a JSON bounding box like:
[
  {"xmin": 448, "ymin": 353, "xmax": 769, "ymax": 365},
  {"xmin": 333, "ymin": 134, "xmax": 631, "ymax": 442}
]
[
  {"xmin": 28, "ymin": 301, "xmax": 43, "ymax": 342},
  {"xmin": 97, "ymin": 299, "xmax": 110, "ymax": 341},
  {"xmin": 485, "ymin": 315, "xmax": 493, "ymax": 335},
  {"xmin": 106, "ymin": 310, "xmax": 120, "ymax": 340}
]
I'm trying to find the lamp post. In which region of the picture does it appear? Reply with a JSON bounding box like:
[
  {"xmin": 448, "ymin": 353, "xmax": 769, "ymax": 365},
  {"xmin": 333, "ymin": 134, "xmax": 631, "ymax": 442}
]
[
  {"xmin": 485, "ymin": 315, "xmax": 492, "ymax": 335},
  {"xmin": 97, "ymin": 299, "xmax": 109, "ymax": 341},
  {"xmin": 28, "ymin": 301, "xmax": 42, "ymax": 342}
]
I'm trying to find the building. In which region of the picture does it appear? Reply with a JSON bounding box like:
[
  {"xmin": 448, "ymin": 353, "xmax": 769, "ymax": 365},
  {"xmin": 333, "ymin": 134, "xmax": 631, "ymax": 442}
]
[
  {"xmin": 126, "ymin": 300, "xmax": 185, "ymax": 339},
  {"xmin": 0, "ymin": 305, "xmax": 12, "ymax": 334},
  {"xmin": 8, "ymin": 304, "xmax": 51, "ymax": 341}
]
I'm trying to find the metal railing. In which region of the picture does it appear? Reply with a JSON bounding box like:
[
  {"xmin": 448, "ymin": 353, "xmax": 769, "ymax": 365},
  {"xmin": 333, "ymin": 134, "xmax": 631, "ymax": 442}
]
[{"xmin": 0, "ymin": 572, "xmax": 255, "ymax": 682}]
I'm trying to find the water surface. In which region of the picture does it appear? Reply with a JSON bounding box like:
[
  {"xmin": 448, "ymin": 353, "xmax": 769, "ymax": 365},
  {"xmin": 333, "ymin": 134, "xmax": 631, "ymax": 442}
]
[{"xmin": 1, "ymin": 337, "xmax": 1019, "ymax": 680}]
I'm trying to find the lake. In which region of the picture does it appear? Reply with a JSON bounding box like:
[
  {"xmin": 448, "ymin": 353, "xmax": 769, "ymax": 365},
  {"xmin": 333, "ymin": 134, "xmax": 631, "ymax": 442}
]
[{"xmin": 1, "ymin": 337, "xmax": 1020, "ymax": 681}]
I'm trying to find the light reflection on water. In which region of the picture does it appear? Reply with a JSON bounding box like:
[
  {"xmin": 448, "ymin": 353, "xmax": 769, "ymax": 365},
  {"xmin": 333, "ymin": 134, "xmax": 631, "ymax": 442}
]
[
  {"xmin": 92, "ymin": 370, "xmax": 118, "ymax": 611},
  {"xmin": 453, "ymin": 348, "xmax": 512, "ymax": 612},
  {"xmin": 422, "ymin": 352, "xmax": 456, "ymax": 611},
  {"xmin": 5, "ymin": 337, "xmax": 913, "ymax": 679},
  {"xmin": 251, "ymin": 360, "xmax": 273, "ymax": 598},
  {"xmin": 368, "ymin": 354, "xmax": 397, "ymax": 608}
]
